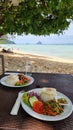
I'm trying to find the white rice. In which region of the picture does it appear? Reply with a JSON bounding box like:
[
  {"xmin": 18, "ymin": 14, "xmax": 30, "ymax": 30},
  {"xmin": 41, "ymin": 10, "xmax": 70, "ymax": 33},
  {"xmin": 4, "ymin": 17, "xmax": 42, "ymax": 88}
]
[
  {"xmin": 40, "ymin": 88, "xmax": 57, "ymax": 102},
  {"xmin": 6, "ymin": 74, "xmax": 19, "ymax": 85}
]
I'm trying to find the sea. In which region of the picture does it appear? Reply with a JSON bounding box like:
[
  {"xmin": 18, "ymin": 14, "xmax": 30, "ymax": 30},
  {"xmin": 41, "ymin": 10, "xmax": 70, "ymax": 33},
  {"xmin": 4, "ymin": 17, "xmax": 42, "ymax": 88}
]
[{"xmin": 0, "ymin": 44, "xmax": 73, "ymax": 61}]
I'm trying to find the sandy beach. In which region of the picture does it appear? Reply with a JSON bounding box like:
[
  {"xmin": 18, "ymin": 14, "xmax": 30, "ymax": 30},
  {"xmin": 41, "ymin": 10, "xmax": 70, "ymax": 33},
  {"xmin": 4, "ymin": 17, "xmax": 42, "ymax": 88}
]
[{"xmin": 0, "ymin": 49, "xmax": 73, "ymax": 75}]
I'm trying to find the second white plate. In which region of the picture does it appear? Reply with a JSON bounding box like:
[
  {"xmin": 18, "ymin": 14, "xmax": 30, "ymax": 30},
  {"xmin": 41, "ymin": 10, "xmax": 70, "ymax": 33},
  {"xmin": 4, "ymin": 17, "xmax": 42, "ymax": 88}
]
[{"xmin": 0, "ymin": 74, "xmax": 34, "ymax": 88}]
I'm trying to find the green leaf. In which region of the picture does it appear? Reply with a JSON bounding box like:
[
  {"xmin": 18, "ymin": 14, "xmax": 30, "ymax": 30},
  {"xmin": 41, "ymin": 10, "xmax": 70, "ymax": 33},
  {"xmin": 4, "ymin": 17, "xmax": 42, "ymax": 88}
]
[{"xmin": 0, "ymin": 0, "xmax": 73, "ymax": 36}]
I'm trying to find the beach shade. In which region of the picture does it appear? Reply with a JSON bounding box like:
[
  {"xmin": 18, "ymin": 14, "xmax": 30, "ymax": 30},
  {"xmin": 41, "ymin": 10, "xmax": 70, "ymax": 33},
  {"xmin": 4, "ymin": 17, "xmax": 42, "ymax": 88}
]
[{"xmin": 0, "ymin": 38, "xmax": 15, "ymax": 44}]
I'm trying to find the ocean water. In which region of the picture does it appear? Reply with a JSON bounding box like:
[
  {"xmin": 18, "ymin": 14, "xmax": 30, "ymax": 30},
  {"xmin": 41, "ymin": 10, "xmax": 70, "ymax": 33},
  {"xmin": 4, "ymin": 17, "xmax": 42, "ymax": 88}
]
[{"xmin": 0, "ymin": 44, "xmax": 73, "ymax": 60}]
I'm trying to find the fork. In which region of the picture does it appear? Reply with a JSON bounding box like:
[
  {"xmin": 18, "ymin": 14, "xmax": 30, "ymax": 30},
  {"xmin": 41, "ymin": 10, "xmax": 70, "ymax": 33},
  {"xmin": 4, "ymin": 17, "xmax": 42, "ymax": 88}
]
[{"xmin": 10, "ymin": 90, "xmax": 24, "ymax": 115}]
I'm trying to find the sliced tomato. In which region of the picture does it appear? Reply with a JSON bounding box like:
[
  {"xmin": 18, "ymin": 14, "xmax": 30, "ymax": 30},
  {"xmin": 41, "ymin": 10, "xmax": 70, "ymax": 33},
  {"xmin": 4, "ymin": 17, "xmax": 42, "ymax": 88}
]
[{"xmin": 32, "ymin": 101, "xmax": 44, "ymax": 114}]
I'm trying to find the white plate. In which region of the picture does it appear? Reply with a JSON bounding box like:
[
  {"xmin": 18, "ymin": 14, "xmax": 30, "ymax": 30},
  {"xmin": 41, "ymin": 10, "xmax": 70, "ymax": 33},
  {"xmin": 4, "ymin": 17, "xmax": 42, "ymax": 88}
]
[
  {"xmin": 0, "ymin": 74, "xmax": 34, "ymax": 88},
  {"xmin": 21, "ymin": 88, "xmax": 73, "ymax": 121}
]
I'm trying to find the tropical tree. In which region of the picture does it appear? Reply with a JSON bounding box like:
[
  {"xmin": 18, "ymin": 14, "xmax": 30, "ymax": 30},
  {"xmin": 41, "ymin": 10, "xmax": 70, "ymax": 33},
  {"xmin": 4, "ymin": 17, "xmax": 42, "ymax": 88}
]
[{"xmin": 0, "ymin": 0, "xmax": 73, "ymax": 36}]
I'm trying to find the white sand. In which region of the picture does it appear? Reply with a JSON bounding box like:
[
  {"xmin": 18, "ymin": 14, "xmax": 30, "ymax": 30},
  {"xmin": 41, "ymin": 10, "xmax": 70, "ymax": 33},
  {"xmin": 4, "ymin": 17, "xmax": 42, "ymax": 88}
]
[{"xmin": 0, "ymin": 50, "xmax": 73, "ymax": 75}]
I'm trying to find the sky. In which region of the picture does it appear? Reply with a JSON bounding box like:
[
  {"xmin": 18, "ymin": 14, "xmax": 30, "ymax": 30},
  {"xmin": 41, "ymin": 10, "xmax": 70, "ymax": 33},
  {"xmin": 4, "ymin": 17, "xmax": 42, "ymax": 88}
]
[{"xmin": 8, "ymin": 22, "xmax": 73, "ymax": 44}]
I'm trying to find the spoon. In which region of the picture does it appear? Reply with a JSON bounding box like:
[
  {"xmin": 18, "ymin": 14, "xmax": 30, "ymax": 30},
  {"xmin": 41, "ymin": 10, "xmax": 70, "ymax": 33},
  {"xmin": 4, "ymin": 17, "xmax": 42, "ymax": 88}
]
[
  {"xmin": 59, "ymin": 103, "xmax": 69, "ymax": 106},
  {"xmin": 55, "ymin": 97, "xmax": 69, "ymax": 106},
  {"xmin": 10, "ymin": 90, "xmax": 24, "ymax": 115}
]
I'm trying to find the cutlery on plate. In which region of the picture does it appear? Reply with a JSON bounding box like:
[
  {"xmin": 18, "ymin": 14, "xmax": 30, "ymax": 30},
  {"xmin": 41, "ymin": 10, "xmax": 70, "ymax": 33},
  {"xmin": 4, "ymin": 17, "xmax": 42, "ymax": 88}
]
[
  {"xmin": 55, "ymin": 97, "xmax": 69, "ymax": 106},
  {"xmin": 10, "ymin": 90, "xmax": 24, "ymax": 115},
  {"xmin": 59, "ymin": 103, "xmax": 69, "ymax": 106}
]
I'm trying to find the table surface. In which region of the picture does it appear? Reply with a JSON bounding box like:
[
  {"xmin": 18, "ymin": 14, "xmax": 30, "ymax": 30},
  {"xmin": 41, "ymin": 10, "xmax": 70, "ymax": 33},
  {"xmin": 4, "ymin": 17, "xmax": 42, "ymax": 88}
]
[{"xmin": 0, "ymin": 72, "xmax": 73, "ymax": 130}]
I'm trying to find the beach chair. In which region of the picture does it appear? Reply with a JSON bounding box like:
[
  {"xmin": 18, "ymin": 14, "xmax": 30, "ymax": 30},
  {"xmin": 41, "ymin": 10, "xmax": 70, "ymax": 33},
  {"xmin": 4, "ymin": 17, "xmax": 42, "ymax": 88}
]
[{"xmin": 0, "ymin": 55, "xmax": 5, "ymax": 75}]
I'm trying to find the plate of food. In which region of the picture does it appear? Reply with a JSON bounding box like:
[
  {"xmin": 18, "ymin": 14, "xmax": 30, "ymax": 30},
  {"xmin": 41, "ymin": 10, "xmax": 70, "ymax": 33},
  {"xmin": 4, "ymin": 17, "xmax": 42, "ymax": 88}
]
[
  {"xmin": 0, "ymin": 73, "xmax": 34, "ymax": 87},
  {"xmin": 21, "ymin": 88, "xmax": 73, "ymax": 121}
]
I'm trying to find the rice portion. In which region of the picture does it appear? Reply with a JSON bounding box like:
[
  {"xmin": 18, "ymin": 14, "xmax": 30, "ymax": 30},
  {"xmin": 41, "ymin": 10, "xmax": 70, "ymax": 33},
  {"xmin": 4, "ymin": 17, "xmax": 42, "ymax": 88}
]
[
  {"xmin": 40, "ymin": 88, "xmax": 57, "ymax": 102},
  {"xmin": 6, "ymin": 74, "xmax": 19, "ymax": 85}
]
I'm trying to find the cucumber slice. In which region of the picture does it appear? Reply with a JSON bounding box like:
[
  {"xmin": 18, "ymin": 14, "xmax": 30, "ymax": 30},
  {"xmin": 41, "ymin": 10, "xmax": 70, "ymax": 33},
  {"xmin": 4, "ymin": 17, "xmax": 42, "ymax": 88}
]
[{"xmin": 29, "ymin": 96, "xmax": 38, "ymax": 106}]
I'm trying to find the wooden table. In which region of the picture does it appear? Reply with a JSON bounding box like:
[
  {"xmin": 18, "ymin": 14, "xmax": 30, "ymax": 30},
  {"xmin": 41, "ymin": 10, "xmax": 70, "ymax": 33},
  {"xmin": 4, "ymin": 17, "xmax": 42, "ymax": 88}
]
[{"xmin": 0, "ymin": 72, "xmax": 73, "ymax": 130}]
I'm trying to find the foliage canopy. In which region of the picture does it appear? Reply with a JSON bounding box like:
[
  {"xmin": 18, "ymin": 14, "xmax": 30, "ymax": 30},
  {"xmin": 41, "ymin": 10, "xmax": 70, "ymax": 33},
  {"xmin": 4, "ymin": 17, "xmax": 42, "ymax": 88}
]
[{"xmin": 0, "ymin": 0, "xmax": 73, "ymax": 36}]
